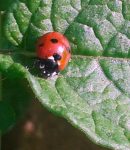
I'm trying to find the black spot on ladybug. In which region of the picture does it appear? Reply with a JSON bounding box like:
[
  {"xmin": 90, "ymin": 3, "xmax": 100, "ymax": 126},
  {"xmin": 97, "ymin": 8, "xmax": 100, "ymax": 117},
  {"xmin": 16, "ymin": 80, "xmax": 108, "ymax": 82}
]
[
  {"xmin": 51, "ymin": 38, "xmax": 58, "ymax": 43},
  {"xmin": 53, "ymin": 53, "xmax": 61, "ymax": 61},
  {"xmin": 39, "ymin": 43, "xmax": 44, "ymax": 47}
]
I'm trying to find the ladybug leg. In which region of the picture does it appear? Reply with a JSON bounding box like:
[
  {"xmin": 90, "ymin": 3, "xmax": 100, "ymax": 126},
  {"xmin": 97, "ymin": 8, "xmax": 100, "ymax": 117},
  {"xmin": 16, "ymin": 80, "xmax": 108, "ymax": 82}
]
[{"xmin": 51, "ymin": 71, "xmax": 59, "ymax": 77}]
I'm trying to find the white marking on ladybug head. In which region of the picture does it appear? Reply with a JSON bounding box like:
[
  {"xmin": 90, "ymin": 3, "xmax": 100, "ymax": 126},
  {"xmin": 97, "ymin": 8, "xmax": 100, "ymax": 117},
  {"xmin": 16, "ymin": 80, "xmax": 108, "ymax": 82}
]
[
  {"xmin": 48, "ymin": 56, "xmax": 54, "ymax": 60},
  {"xmin": 40, "ymin": 64, "xmax": 45, "ymax": 69},
  {"xmin": 47, "ymin": 73, "xmax": 50, "ymax": 76},
  {"xmin": 43, "ymin": 71, "xmax": 46, "ymax": 73}
]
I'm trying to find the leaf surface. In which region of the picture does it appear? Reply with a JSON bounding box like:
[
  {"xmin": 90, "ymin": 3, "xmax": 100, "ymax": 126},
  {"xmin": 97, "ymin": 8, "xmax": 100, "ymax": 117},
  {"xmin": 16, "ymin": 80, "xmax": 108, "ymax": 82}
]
[{"xmin": 1, "ymin": 0, "xmax": 130, "ymax": 149}]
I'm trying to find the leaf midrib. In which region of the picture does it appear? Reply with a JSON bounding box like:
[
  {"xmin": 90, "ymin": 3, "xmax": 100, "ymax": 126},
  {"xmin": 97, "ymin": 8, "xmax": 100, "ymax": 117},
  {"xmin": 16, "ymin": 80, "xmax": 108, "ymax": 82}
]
[{"xmin": 0, "ymin": 50, "xmax": 130, "ymax": 62}]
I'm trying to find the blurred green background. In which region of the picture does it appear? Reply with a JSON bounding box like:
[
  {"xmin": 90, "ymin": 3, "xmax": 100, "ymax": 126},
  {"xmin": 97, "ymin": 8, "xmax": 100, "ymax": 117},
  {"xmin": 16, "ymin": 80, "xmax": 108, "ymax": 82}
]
[{"xmin": 2, "ymin": 100, "xmax": 110, "ymax": 150}]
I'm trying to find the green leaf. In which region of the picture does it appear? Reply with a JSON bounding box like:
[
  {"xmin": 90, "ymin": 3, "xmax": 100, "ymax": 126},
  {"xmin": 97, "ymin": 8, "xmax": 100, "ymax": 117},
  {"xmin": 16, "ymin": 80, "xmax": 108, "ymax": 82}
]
[
  {"xmin": 0, "ymin": 54, "xmax": 32, "ymax": 133},
  {"xmin": 4, "ymin": 0, "xmax": 130, "ymax": 57},
  {"xmin": 0, "ymin": 0, "xmax": 14, "ymax": 11},
  {"xmin": 2, "ymin": 0, "xmax": 130, "ymax": 150},
  {"xmin": 1, "ymin": 54, "xmax": 130, "ymax": 149},
  {"xmin": 0, "ymin": 101, "xmax": 15, "ymax": 132}
]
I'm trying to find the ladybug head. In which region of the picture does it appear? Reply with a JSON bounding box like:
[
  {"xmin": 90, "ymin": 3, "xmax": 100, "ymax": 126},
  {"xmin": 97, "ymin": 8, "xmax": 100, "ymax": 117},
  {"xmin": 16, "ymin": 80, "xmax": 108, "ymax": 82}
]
[{"xmin": 35, "ymin": 53, "xmax": 62, "ymax": 78}]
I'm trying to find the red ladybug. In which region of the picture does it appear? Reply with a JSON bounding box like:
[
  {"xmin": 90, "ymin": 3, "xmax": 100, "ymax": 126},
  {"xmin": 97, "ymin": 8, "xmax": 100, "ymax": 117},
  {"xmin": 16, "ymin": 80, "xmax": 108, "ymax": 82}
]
[{"xmin": 36, "ymin": 32, "xmax": 71, "ymax": 77}]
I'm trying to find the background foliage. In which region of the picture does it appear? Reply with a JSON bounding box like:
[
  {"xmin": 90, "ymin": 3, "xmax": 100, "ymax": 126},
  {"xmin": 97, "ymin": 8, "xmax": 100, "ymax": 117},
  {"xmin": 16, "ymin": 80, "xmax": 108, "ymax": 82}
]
[{"xmin": 1, "ymin": 0, "xmax": 130, "ymax": 149}]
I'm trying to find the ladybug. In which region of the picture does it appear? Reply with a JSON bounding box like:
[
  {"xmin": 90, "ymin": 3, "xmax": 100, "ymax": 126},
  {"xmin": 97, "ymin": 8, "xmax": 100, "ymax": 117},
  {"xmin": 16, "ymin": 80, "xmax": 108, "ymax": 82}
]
[{"xmin": 35, "ymin": 32, "xmax": 71, "ymax": 77}]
